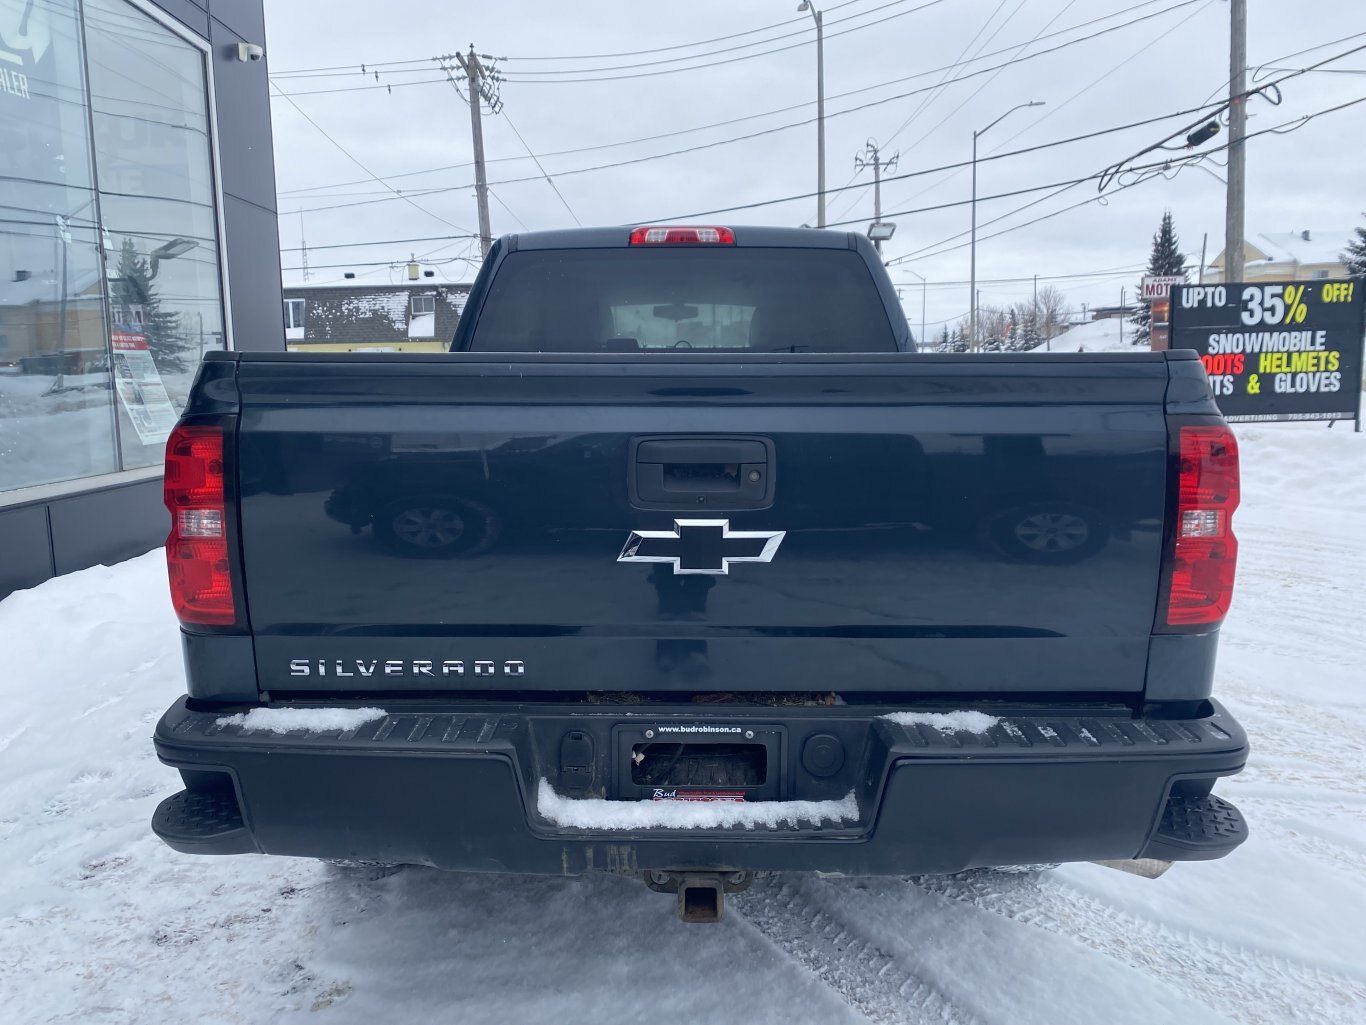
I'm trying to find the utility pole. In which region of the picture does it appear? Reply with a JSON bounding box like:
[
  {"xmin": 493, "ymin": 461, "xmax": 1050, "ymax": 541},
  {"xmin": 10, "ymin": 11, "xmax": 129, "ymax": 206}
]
[
  {"xmin": 796, "ymin": 2, "xmax": 825, "ymax": 227},
  {"xmin": 1225, "ymin": 0, "xmax": 1247, "ymax": 284},
  {"xmin": 1034, "ymin": 273, "xmax": 1043, "ymax": 350},
  {"xmin": 298, "ymin": 209, "xmax": 309, "ymax": 282},
  {"xmin": 854, "ymin": 140, "xmax": 897, "ymax": 254},
  {"xmin": 1198, "ymin": 232, "xmax": 1209, "ymax": 284},
  {"xmin": 903, "ymin": 267, "xmax": 926, "ymax": 350},
  {"xmin": 970, "ymin": 101, "xmax": 1044, "ymax": 351},
  {"xmin": 442, "ymin": 47, "xmax": 501, "ymax": 257},
  {"xmin": 1119, "ymin": 287, "xmax": 1126, "ymax": 347}
]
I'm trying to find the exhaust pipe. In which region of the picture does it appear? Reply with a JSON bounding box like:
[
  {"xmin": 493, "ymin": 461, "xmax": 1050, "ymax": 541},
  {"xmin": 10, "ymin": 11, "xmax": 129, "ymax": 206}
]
[
  {"xmin": 1091, "ymin": 858, "xmax": 1173, "ymax": 879},
  {"xmin": 644, "ymin": 870, "xmax": 753, "ymax": 922}
]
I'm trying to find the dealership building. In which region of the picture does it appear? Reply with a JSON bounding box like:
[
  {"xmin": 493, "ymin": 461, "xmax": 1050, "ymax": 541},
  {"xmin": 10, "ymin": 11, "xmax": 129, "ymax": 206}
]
[{"xmin": 0, "ymin": 0, "xmax": 282, "ymax": 597}]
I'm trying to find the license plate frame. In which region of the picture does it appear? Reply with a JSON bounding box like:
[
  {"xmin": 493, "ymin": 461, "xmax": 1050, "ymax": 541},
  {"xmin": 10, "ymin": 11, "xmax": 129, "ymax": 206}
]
[{"xmin": 611, "ymin": 722, "xmax": 786, "ymax": 802}]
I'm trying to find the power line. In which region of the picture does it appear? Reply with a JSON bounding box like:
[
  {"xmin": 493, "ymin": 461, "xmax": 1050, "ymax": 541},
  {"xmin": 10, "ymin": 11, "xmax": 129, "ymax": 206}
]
[
  {"xmin": 498, "ymin": 109, "xmax": 581, "ymax": 225},
  {"xmin": 882, "ymin": 0, "xmax": 1016, "ymax": 150},
  {"xmin": 270, "ymin": 82, "xmax": 477, "ymax": 236},
  {"xmin": 892, "ymin": 263, "xmax": 1148, "ymax": 287},
  {"xmin": 827, "ymin": 0, "xmax": 1038, "ymax": 225},
  {"xmin": 283, "ymin": 2, "xmax": 1219, "ymax": 215},
  {"xmin": 266, "ymin": 76, "xmax": 451, "ymax": 96},
  {"xmin": 632, "ymin": 84, "xmax": 1364, "ymax": 237},
  {"xmin": 266, "ymin": 0, "xmax": 938, "ymax": 90},
  {"xmin": 884, "ymin": 0, "xmax": 1211, "ymax": 213},
  {"xmin": 838, "ymin": 0, "xmax": 1079, "ymax": 222},
  {"xmin": 270, "ymin": 0, "xmax": 1173, "ymax": 93},
  {"xmin": 888, "ymin": 0, "xmax": 1080, "ymax": 154},
  {"xmin": 495, "ymin": 0, "xmax": 874, "ymax": 61},
  {"xmin": 878, "ymin": 39, "xmax": 1366, "ymax": 262},
  {"xmin": 279, "ymin": 234, "xmax": 477, "ymax": 253},
  {"xmin": 496, "ymin": 1, "xmax": 982, "ymax": 84},
  {"xmin": 494, "ymin": 0, "xmax": 940, "ymax": 77},
  {"xmin": 290, "ymin": 94, "xmax": 1231, "ymax": 218},
  {"xmin": 269, "ymin": 0, "xmax": 875, "ymax": 76},
  {"xmin": 266, "ymin": 0, "xmax": 1185, "ymax": 112},
  {"xmin": 279, "ymin": 255, "xmax": 482, "ymax": 273},
  {"xmin": 270, "ymin": 56, "xmax": 432, "ymax": 77},
  {"xmin": 885, "ymin": 92, "xmax": 1366, "ymax": 266},
  {"xmin": 487, "ymin": 187, "xmax": 531, "ymax": 233},
  {"xmin": 624, "ymin": 91, "xmax": 1251, "ymax": 223}
]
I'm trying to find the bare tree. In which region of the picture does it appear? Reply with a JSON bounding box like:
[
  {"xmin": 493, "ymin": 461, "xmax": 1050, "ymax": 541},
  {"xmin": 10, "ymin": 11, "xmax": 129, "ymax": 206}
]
[{"xmin": 1035, "ymin": 285, "xmax": 1070, "ymax": 342}]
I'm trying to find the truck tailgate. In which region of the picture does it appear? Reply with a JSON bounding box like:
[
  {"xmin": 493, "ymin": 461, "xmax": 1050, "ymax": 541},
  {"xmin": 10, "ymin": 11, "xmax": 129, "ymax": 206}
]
[{"xmin": 232, "ymin": 353, "xmax": 1171, "ymax": 695}]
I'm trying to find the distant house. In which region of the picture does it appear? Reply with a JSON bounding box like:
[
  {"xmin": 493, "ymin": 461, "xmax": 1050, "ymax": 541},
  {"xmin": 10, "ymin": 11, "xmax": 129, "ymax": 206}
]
[
  {"xmin": 0, "ymin": 268, "xmax": 107, "ymax": 372},
  {"xmin": 1087, "ymin": 303, "xmax": 1138, "ymax": 322},
  {"xmin": 281, "ymin": 282, "xmax": 473, "ymax": 353},
  {"xmin": 1205, "ymin": 231, "xmax": 1348, "ymax": 284}
]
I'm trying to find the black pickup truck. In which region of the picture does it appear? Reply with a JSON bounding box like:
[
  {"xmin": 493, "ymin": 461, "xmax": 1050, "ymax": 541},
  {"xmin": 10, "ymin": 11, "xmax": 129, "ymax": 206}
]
[{"xmin": 152, "ymin": 225, "xmax": 1248, "ymax": 921}]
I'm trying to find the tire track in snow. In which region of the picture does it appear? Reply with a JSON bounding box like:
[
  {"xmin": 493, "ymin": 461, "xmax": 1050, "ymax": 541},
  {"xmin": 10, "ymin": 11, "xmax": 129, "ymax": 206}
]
[
  {"xmin": 731, "ymin": 878, "xmax": 980, "ymax": 1025},
  {"xmin": 1241, "ymin": 810, "xmax": 1366, "ymax": 877},
  {"xmin": 914, "ymin": 870, "xmax": 1366, "ymax": 1025},
  {"xmin": 1218, "ymin": 693, "xmax": 1366, "ymax": 798}
]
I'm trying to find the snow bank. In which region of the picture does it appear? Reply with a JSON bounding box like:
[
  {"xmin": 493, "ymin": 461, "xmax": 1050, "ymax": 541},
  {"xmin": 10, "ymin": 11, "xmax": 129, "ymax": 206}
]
[
  {"xmin": 881, "ymin": 710, "xmax": 1000, "ymax": 734},
  {"xmin": 214, "ymin": 706, "xmax": 387, "ymax": 734},
  {"xmin": 1026, "ymin": 318, "xmax": 1142, "ymax": 353},
  {"xmin": 536, "ymin": 779, "xmax": 858, "ymax": 830}
]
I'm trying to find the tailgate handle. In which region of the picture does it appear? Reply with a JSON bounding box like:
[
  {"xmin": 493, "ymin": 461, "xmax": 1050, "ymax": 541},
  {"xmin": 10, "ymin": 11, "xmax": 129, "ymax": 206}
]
[{"xmin": 631, "ymin": 437, "xmax": 774, "ymax": 509}]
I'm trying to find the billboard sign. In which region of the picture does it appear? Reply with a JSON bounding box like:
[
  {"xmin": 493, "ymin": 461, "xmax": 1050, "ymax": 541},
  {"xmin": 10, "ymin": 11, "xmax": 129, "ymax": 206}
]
[{"xmin": 1170, "ymin": 280, "xmax": 1364, "ymax": 424}]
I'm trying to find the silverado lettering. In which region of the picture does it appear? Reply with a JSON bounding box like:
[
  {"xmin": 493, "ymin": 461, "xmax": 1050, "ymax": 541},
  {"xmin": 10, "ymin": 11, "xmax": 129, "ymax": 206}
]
[{"xmin": 288, "ymin": 659, "xmax": 526, "ymax": 677}]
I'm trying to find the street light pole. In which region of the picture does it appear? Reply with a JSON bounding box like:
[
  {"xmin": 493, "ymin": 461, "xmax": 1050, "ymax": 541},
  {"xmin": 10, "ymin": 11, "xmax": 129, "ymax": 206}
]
[
  {"xmin": 902, "ymin": 267, "xmax": 927, "ymax": 350},
  {"xmin": 969, "ymin": 100, "xmax": 1044, "ymax": 349},
  {"xmin": 798, "ymin": 1, "xmax": 825, "ymax": 227}
]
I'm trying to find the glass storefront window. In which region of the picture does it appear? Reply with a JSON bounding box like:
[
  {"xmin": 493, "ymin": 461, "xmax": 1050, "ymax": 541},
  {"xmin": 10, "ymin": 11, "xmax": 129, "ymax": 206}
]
[
  {"xmin": 0, "ymin": 0, "xmax": 225, "ymax": 495},
  {"xmin": 0, "ymin": 0, "xmax": 118, "ymax": 491},
  {"xmin": 84, "ymin": 0, "xmax": 224, "ymax": 470}
]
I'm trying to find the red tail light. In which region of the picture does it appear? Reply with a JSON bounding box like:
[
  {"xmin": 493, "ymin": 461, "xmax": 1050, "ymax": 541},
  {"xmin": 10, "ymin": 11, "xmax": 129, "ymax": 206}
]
[
  {"xmin": 164, "ymin": 424, "xmax": 235, "ymax": 626},
  {"xmin": 1162, "ymin": 425, "xmax": 1239, "ymax": 629},
  {"xmin": 629, "ymin": 225, "xmax": 735, "ymax": 245}
]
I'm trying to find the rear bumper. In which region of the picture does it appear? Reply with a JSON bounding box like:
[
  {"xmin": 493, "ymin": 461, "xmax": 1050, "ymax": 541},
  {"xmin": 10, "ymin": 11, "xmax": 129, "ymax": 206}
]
[{"xmin": 152, "ymin": 697, "xmax": 1248, "ymax": 875}]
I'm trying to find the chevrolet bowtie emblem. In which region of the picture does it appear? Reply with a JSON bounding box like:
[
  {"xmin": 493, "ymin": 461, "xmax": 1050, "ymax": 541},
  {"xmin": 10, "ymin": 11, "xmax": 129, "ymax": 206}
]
[{"xmin": 618, "ymin": 519, "xmax": 786, "ymax": 575}]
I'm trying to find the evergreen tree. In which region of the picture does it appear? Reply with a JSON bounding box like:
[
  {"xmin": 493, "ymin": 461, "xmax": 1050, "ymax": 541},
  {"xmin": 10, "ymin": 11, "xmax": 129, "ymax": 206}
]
[
  {"xmin": 936, "ymin": 325, "xmax": 952, "ymax": 352},
  {"xmin": 1131, "ymin": 211, "xmax": 1187, "ymax": 345},
  {"xmin": 1008, "ymin": 301, "xmax": 1042, "ymax": 350},
  {"xmin": 1343, "ymin": 214, "xmax": 1366, "ymax": 277},
  {"xmin": 111, "ymin": 238, "xmax": 186, "ymax": 372}
]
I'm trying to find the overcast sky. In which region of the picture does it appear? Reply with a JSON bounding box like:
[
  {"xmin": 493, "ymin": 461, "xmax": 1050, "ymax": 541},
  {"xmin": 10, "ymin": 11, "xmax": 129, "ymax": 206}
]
[{"xmin": 263, "ymin": 0, "xmax": 1366, "ymax": 337}]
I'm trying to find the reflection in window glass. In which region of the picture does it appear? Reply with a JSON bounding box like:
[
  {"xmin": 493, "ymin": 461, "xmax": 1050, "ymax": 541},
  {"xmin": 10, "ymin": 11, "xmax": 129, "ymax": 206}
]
[
  {"xmin": 84, "ymin": 0, "xmax": 223, "ymax": 470},
  {"xmin": 0, "ymin": 0, "xmax": 119, "ymax": 491}
]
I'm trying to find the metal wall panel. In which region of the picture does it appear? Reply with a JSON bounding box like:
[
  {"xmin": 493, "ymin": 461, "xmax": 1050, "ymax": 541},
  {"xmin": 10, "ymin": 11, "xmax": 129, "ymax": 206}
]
[
  {"xmin": 207, "ymin": 0, "xmax": 265, "ymax": 50},
  {"xmin": 0, "ymin": 504, "xmax": 57, "ymax": 595},
  {"xmin": 151, "ymin": 0, "xmax": 209, "ymax": 35},
  {"xmin": 48, "ymin": 478, "xmax": 165, "ymax": 576},
  {"xmin": 222, "ymin": 195, "xmax": 285, "ymax": 350}
]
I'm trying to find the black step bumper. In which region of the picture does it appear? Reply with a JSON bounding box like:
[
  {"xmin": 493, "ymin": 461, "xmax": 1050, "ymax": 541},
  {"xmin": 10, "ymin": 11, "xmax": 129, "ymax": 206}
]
[{"xmin": 151, "ymin": 697, "xmax": 1249, "ymax": 875}]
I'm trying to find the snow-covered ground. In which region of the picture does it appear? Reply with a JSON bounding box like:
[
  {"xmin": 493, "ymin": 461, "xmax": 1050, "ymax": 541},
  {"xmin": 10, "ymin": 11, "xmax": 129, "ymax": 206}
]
[
  {"xmin": 1032, "ymin": 318, "xmax": 1145, "ymax": 353},
  {"xmin": 2, "ymin": 425, "xmax": 1365, "ymax": 1024}
]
